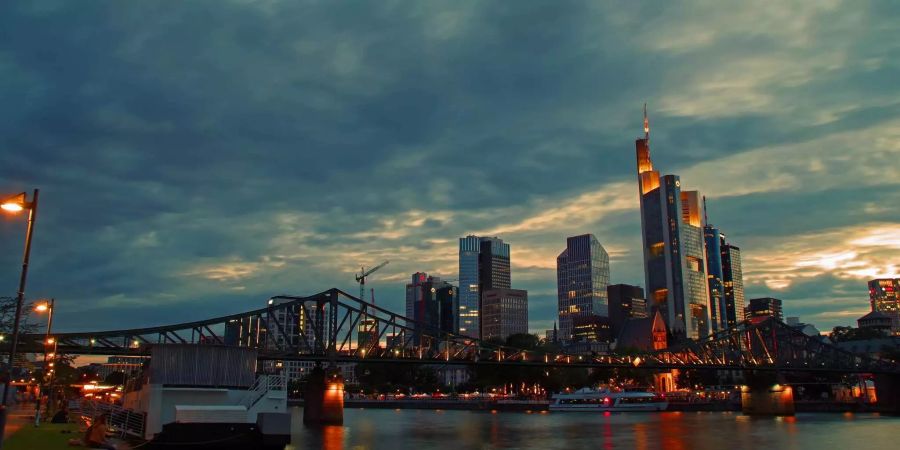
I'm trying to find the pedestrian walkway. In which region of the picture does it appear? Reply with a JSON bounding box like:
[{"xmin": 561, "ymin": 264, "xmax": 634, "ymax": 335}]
[{"xmin": 3, "ymin": 403, "xmax": 35, "ymax": 437}]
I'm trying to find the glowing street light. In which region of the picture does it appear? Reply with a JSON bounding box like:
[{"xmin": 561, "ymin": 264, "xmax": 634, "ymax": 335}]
[
  {"xmin": 33, "ymin": 298, "xmax": 55, "ymax": 426},
  {"xmin": 0, "ymin": 189, "xmax": 39, "ymax": 447}
]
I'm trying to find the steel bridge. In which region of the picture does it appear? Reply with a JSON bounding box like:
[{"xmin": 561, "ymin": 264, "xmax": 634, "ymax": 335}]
[{"xmin": 4, "ymin": 288, "xmax": 898, "ymax": 374}]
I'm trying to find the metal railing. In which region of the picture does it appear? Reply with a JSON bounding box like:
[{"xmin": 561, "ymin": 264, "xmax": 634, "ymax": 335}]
[
  {"xmin": 241, "ymin": 374, "xmax": 286, "ymax": 410},
  {"xmin": 75, "ymin": 397, "xmax": 146, "ymax": 439}
]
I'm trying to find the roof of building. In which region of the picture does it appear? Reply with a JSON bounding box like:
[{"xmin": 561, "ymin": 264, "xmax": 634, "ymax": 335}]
[
  {"xmin": 616, "ymin": 311, "xmax": 666, "ymax": 351},
  {"xmin": 858, "ymin": 310, "xmax": 892, "ymax": 321}
]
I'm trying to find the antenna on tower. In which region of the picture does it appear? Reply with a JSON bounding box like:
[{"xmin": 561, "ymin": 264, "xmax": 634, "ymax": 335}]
[
  {"xmin": 703, "ymin": 195, "xmax": 709, "ymax": 226},
  {"xmin": 643, "ymin": 102, "xmax": 650, "ymax": 141}
]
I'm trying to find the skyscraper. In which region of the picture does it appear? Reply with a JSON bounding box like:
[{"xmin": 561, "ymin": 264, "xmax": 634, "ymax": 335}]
[
  {"xmin": 556, "ymin": 234, "xmax": 610, "ymax": 341},
  {"xmin": 607, "ymin": 284, "xmax": 648, "ymax": 339},
  {"xmin": 481, "ymin": 288, "xmax": 528, "ymax": 341},
  {"xmin": 635, "ymin": 106, "xmax": 711, "ymax": 340},
  {"xmin": 458, "ymin": 235, "xmax": 511, "ymax": 339},
  {"xmin": 704, "ymin": 223, "xmax": 725, "ymax": 332},
  {"xmin": 868, "ymin": 278, "xmax": 900, "ymax": 334},
  {"xmin": 704, "ymin": 199, "xmax": 746, "ymax": 332},
  {"xmin": 721, "ymin": 241, "xmax": 745, "ymax": 327},
  {"xmin": 405, "ymin": 273, "xmax": 458, "ymax": 345},
  {"xmin": 746, "ymin": 297, "xmax": 783, "ymax": 322}
]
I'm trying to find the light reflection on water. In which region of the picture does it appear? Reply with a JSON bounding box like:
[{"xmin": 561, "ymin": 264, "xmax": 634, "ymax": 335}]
[{"xmin": 286, "ymin": 407, "xmax": 899, "ymax": 450}]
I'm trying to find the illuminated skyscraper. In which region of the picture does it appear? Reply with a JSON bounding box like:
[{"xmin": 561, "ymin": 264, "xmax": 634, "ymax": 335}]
[
  {"xmin": 704, "ymin": 223, "xmax": 725, "ymax": 332},
  {"xmin": 482, "ymin": 288, "xmax": 528, "ymax": 341},
  {"xmin": 721, "ymin": 241, "xmax": 745, "ymax": 327},
  {"xmin": 458, "ymin": 235, "xmax": 511, "ymax": 339},
  {"xmin": 746, "ymin": 297, "xmax": 783, "ymax": 322},
  {"xmin": 868, "ymin": 278, "xmax": 900, "ymax": 335},
  {"xmin": 556, "ymin": 234, "xmax": 610, "ymax": 341},
  {"xmin": 635, "ymin": 106, "xmax": 711, "ymax": 340},
  {"xmin": 704, "ymin": 199, "xmax": 745, "ymax": 331}
]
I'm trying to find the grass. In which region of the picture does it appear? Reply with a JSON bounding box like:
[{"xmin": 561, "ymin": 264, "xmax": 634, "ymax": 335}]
[{"xmin": 5, "ymin": 423, "xmax": 81, "ymax": 450}]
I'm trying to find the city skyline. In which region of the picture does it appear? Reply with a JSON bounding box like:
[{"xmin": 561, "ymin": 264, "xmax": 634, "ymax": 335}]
[{"xmin": 1, "ymin": 1, "xmax": 898, "ymax": 338}]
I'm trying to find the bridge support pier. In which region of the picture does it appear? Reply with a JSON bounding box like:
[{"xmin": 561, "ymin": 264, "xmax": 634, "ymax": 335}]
[
  {"xmin": 740, "ymin": 372, "xmax": 794, "ymax": 416},
  {"xmin": 874, "ymin": 374, "xmax": 900, "ymax": 414},
  {"xmin": 303, "ymin": 366, "xmax": 344, "ymax": 425}
]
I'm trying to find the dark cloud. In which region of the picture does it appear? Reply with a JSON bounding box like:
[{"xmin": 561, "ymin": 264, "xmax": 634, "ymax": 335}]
[{"xmin": 0, "ymin": 0, "xmax": 897, "ymax": 334}]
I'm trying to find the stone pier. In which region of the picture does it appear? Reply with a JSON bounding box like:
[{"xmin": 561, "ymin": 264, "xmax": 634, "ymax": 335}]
[
  {"xmin": 740, "ymin": 371, "xmax": 794, "ymax": 416},
  {"xmin": 303, "ymin": 366, "xmax": 344, "ymax": 425}
]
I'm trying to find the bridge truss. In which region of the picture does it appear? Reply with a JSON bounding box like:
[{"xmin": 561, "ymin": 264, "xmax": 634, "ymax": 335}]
[{"xmin": 3, "ymin": 289, "xmax": 898, "ymax": 374}]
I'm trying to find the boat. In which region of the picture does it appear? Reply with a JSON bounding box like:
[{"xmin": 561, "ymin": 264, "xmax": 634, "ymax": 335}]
[
  {"xmin": 549, "ymin": 387, "xmax": 668, "ymax": 412},
  {"xmin": 105, "ymin": 344, "xmax": 291, "ymax": 449}
]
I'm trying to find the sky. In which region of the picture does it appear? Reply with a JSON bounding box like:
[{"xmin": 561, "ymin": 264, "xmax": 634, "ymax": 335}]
[{"xmin": 1, "ymin": 0, "xmax": 898, "ymax": 337}]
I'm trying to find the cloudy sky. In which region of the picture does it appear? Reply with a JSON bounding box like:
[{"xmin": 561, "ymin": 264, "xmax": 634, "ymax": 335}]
[{"xmin": 1, "ymin": 0, "xmax": 898, "ymax": 337}]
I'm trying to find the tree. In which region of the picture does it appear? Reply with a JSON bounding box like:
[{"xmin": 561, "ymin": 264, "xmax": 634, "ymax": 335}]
[
  {"xmin": 0, "ymin": 296, "xmax": 39, "ymax": 336},
  {"xmin": 830, "ymin": 326, "xmax": 886, "ymax": 342}
]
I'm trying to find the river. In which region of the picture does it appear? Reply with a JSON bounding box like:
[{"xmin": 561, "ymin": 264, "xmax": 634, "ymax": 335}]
[{"xmin": 285, "ymin": 407, "xmax": 898, "ymax": 449}]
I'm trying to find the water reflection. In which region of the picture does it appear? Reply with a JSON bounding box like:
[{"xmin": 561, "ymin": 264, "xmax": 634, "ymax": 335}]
[{"xmin": 287, "ymin": 408, "xmax": 900, "ymax": 449}]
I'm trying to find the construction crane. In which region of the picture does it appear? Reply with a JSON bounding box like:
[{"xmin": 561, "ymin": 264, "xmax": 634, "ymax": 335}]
[{"xmin": 355, "ymin": 260, "xmax": 389, "ymax": 302}]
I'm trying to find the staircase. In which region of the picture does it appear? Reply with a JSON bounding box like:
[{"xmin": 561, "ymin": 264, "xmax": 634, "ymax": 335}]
[{"xmin": 241, "ymin": 374, "xmax": 287, "ymax": 420}]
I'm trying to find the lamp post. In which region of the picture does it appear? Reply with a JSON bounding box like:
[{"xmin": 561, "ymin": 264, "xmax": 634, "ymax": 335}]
[
  {"xmin": 33, "ymin": 299, "xmax": 54, "ymax": 426},
  {"xmin": 0, "ymin": 189, "xmax": 39, "ymax": 448}
]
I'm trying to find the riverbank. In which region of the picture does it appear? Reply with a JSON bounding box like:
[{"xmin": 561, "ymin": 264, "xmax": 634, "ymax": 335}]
[{"xmin": 289, "ymin": 399, "xmax": 885, "ymax": 413}]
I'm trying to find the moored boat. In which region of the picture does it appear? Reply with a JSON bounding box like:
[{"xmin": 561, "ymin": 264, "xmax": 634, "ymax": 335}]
[{"xmin": 550, "ymin": 387, "xmax": 668, "ymax": 412}]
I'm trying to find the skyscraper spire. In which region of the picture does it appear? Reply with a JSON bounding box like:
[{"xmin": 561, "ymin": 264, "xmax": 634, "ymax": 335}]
[
  {"xmin": 643, "ymin": 102, "xmax": 650, "ymax": 141},
  {"xmin": 703, "ymin": 195, "xmax": 709, "ymax": 227}
]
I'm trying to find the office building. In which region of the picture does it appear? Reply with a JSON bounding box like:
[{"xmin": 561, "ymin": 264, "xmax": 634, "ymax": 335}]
[
  {"xmin": 458, "ymin": 235, "xmax": 511, "ymax": 339},
  {"xmin": 571, "ymin": 315, "xmax": 611, "ymax": 342},
  {"xmin": 261, "ymin": 298, "xmax": 330, "ymax": 383},
  {"xmin": 556, "ymin": 234, "xmax": 610, "ymax": 341},
  {"xmin": 746, "ymin": 297, "xmax": 784, "ymax": 322},
  {"xmin": 704, "ymin": 223, "xmax": 726, "ymax": 332},
  {"xmin": 869, "ymin": 278, "xmax": 900, "ymax": 334},
  {"xmin": 721, "ymin": 241, "xmax": 745, "ymax": 327},
  {"xmin": 635, "ymin": 107, "xmax": 711, "ymax": 340},
  {"xmin": 481, "ymin": 288, "xmax": 528, "ymax": 341},
  {"xmin": 405, "ymin": 272, "xmax": 459, "ymax": 345},
  {"xmin": 607, "ymin": 284, "xmax": 648, "ymax": 339},
  {"xmin": 704, "ymin": 216, "xmax": 746, "ymax": 332}
]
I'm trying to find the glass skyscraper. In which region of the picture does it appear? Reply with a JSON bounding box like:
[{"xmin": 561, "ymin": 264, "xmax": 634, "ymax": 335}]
[
  {"xmin": 721, "ymin": 241, "xmax": 745, "ymax": 327},
  {"xmin": 868, "ymin": 278, "xmax": 900, "ymax": 334},
  {"xmin": 635, "ymin": 109, "xmax": 711, "ymax": 341},
  {"xmin": 556, "ymin": 234, "xmax": 610, "ymax": 342},
  {"xmin": 704, "ymin": 224, "xmax": 725, "ymax": 332},
  {"xmin": 405, "ymin": 272, "xmax": 458, "ymax": 345},
  {"xmin": 458, "ymin": 235, "xmax": 511, "ymax": 339}
]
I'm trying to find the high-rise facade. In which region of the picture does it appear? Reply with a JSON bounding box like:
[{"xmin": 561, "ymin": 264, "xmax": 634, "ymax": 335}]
[
  {"xmin": 704, "ymin": 224, "xmax": 725, "ymax": 332},
  {"xmin": 481, "ymin": 288, "xmax": 528, "ymax": 341},
  {"xmin": 607, "ymin": 284, "xmax": 648, "ymax": 339},
  {"xmin": 746, "ymin": 297, "xmax": 783, "ymax": 322},
  {"xmin": 405, "ymin": 273, "xmax": 459, "ymax": 345},
  {"xmin": 556, "ymin": 234, "xmax": 610, "ymax": 342},
  {"xmin": 635, "ymin": 109, "xmax": 711, "ymax": 340},
  {"xmin": 705, "ymin": 220, "xmax": 746, "ymax": 331},
  {"xmin": 868, "ymin": 278, "xmax": 900, "ymax": 334},
  {"xmin": 721, "ymin": 241, "xmax": 745, "ymax": 327},
  {"xmin": 458, "ymin": 235, "xmax": 511, "ymax": 339}
]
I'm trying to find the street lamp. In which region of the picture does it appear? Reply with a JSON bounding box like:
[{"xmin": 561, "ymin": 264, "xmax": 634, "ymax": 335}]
[
  {"xmin": 33, "ymin": 299, "xmax": 54, "ymax": 426},
  {"xmin": 0, "ymin": 189, "xmax": 39, "ymax": 448}
]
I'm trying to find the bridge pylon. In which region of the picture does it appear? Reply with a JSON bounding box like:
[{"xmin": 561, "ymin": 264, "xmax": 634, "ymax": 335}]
[
  {"xmin": 740, "ymin": 371, "xmax": 794, "ymax": 416},
  {"xmin": 303, "ymin": 365, "xmax": 344, "ymax": 426}
]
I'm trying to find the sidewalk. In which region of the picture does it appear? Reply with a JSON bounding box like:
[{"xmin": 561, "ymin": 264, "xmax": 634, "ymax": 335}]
[{"xmin": 3, "ymin": 403, "xmax": 35, "ymax": 437}]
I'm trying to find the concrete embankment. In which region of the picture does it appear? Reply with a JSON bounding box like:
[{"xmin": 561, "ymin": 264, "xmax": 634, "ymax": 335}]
[{"xmin": 288, "ymin": 399, "xmax": 881, "ymax": 413}]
